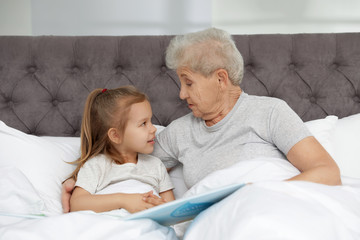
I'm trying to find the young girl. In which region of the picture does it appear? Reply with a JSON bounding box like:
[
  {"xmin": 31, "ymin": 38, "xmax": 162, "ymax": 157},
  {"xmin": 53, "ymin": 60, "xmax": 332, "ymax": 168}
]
[{"xmin": 69, "ymin": 86, "xmax": 175, "ymax": 213}]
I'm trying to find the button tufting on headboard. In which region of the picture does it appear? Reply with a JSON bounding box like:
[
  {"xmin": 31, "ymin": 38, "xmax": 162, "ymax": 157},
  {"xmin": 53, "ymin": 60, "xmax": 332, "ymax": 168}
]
[
  {"xmin": 161, "ymin": 66, "xmax": 167, "ymax": 73},
  {"xmin": 71, "ymin": 66, "xmax": 80, "ymax": 74},
  {"xmin": 309, "ymin": 97, "xmax": 317, "ymax": 104},
  {"xmin": 115, "ymin": 66, "xmax": 122, "ymax": 74},
  {"xmin": 331, "ymin": 63, "xmax": 338, "ymax": 70},
  {"xmin": 52, "ymin": 99, "xmax": 59, "ymax": 106},
  {"xmin": 288, "ymin": 63, "xmax": 295, "ymax": 70},
  {"xmin": 245, "ymin": 64, "xmax": 253, "ymax": 70},
  {"xmin": 27, "ymin": 66, "xmax": 37, "ymax": 74},
  {"xmin": 354, "ymin": 96, "xmax": 360, "ymax": 103},
  {"xmin": 0, "ymin": 34, "xmax": 359, "ymax": 137},
  {"xmin": 7, "ymin": 100, "xmax": 14, "ymax": 108}
]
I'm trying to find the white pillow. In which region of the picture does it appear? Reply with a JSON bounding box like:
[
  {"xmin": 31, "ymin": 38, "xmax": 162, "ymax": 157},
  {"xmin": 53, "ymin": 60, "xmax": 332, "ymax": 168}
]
[
  {"xmin": 304, "ymin": 115, "xmax": 338, "ymax": 157},
  {"xmin": 0, "ymin": 121, "xmax": 80, "ymax": 214},
  {"xmin": 0, "ymin": 166, "xmax": 49, "ymax": 226},
  {"xmin": 333, "ymin": 113, "xmax": 360, "ymax": 178},
  {"xmin": 0, "ymin": 122, "xmax": 186, "ymax": 215}
]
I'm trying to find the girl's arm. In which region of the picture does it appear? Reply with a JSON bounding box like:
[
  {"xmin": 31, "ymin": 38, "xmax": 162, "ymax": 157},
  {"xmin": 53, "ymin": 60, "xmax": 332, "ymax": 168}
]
[
  {"xmin": 142, "ymin": 189, "xmax": 175, "ymax": 206},
  {"xmin": 159, "ymin": 189, "xmax": 175, "ymax": 202},
  {"xmin": 70, "ymin": 187, "xmax": 156, "ymax": 213}
]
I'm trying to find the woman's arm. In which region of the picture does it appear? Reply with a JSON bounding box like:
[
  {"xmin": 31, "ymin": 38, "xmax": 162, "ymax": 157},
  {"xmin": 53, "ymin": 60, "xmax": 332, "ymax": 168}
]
[
  {"xmin": 70, "ymin": 187, "xmax": 157, "ymax": 213},
  {"xmin": 286, "ymin": 136, "xmax": 341, "ymax": 185}
]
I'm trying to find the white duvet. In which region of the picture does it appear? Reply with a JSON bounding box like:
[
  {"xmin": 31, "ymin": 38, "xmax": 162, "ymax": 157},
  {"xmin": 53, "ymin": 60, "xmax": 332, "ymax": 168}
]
[
  {"xmin": 179, "ymin": 157, "xmax": 360, "ymax": 240},
  {"xmin": 0, "ymin": 167, "xmax": 176, "ymax": 240},
  {"xmin": 1, "ymin": 157, "xmax": 360, "ymax": 240},
  {"xmin": 0, "ymin": 213, "xmax": 176, "ymax": 240}
]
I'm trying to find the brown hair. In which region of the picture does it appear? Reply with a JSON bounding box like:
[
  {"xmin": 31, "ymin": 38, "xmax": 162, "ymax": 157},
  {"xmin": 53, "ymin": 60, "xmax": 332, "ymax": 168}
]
[{"xmin": 69, "ymin": 86, "xmax": 148, "ymax": 181}]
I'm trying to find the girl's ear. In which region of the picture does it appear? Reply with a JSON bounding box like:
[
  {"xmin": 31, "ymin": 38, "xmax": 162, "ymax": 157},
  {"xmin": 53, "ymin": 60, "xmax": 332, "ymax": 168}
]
[{"xmin": 108, "ymin": 128, "xmax": 122, "ymax": 144}]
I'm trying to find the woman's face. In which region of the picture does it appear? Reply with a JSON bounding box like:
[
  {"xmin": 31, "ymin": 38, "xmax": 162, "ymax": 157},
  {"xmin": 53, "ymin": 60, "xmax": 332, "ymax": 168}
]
[{"xmin": 176, "ymin": 67, "xmax": 222, "ymax": 120}]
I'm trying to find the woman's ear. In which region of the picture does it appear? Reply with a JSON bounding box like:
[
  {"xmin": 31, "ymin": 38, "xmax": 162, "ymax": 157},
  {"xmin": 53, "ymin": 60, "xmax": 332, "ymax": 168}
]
[
  {"xmin": 108, "ymin": 128, "xmax": 122, "ymax": 144},
  {"xmin": 216, "ymin": 68, "xmax": 229, "ymax": 89}
]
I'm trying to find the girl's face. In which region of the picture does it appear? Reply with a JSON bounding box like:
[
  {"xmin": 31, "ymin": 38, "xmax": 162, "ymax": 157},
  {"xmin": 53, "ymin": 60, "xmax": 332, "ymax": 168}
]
[{"xmin": 120, "ymin": 100, "xmax": 157, "ymax": 156}]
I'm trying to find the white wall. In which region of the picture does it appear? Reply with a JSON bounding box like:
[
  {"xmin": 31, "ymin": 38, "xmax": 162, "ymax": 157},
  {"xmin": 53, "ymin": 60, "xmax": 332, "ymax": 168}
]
[
  {"xmin": 1, "ymin": 0, "xmax": 360, "ymax": 36},
  {"xmin": 212, "ymin": 0, "xmax": 360, "ymax": 34},
  {"xmin": 31, "ymin": 0, "xmax": 211, "ymax": 35},
  {"xmin": 0, "ymin": 0, "xmax": 32, "ymax": 35}
]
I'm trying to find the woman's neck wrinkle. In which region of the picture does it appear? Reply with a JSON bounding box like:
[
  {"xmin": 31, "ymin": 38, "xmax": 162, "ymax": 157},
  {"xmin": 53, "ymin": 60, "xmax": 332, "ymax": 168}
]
[
  {"xmin": 205, "ymin": 107, "xmax": 230, "ymax": 126},
  {"xmin": 204, "ymin": 88, "xmax": 241, "ymax": 127}
]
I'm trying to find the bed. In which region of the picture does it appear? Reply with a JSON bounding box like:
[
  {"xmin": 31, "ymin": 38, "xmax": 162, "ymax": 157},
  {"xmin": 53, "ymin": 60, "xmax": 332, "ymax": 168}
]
[{"xmin": 1, "ymin": 33, "xmax": 360, "ymax": 239}]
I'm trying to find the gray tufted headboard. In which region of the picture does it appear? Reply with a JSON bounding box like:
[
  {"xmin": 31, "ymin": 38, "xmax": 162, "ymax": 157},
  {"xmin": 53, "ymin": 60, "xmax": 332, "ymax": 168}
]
[{"xmin": 1, "ymin": 33, "xmax": 360, "ymax": 137}]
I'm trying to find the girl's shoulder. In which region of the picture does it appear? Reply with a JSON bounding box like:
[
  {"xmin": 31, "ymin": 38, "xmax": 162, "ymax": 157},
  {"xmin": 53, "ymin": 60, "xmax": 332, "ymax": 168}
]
[
  {"xmin": 138, "ymin": 153, "xmax": 161, "ymax": 162},
  {"xmin": 82, "ymin": 154, "xmax": 110, "ymax": 168},
  {"xmin": 138, "ymin": 154, "xmax": 164, "ymax": 167}
]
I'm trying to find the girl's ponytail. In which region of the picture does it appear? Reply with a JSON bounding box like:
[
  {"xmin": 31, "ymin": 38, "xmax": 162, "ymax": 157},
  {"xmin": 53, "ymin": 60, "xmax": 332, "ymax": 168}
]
[{"xmin": 69, "ymin": 89, "xmax": 104, "ymax": 180}]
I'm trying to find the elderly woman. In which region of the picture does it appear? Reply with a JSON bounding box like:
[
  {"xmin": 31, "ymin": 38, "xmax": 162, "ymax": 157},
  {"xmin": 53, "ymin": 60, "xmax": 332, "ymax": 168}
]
[
  {"xmin": 62, "ymin": 28, "xmax": 341, "ymax": 212},
  {"xmin": 154, "ymin": 27, "xmax": 341, "ymax": 188}
]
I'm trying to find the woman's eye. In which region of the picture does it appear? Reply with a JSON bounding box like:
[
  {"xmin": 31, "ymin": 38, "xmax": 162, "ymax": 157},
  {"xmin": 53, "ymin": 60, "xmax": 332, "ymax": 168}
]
[{"xmin": 141, "ymin": 122, "xmax": 146, "ymax": 126}]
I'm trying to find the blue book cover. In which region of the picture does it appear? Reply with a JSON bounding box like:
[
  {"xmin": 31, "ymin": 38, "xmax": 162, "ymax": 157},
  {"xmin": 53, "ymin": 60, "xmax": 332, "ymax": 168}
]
[{"xmin": 125, "ymin": 183, "xmax": 245, "ymax": 226}]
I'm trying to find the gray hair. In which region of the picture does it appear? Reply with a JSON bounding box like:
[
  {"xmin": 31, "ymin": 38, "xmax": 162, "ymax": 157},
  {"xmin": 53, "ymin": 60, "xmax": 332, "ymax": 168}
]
[{"xmin": 165, "ymin": 28, "xmax": 244, "ymax": 86}]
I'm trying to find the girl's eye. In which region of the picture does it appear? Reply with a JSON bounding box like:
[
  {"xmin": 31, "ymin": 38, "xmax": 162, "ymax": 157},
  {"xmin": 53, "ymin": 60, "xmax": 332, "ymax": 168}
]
[{"xmin": 141, "ymin": 122, "xmax": 146, "ymax": 127}]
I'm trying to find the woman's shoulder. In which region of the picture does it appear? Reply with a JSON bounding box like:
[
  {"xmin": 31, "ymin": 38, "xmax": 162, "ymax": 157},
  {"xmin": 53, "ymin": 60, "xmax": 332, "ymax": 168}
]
[
  {"xmin": 245, "ymin": 93, "xmax": 285, "ymax": 105},
  {"xmin": 154, "ymin": 113, "xmax": 192, "ymax": 141},
  {"xmin": 243, "ymin": 93, "xmax": 289, "ymax": 111},
  {"xmin": 164, "ymin": 112, "xmax": 198, "ymax": 132},
  {"xmin": 170, "ymin": 112, "xmax": 194, "ymax": 125}
]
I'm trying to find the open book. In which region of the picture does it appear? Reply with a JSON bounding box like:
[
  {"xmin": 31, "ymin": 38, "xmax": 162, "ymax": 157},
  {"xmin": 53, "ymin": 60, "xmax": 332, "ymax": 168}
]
[{"xmin": 124, "ymin": 182, "xmax": 245, "ymax": 226}]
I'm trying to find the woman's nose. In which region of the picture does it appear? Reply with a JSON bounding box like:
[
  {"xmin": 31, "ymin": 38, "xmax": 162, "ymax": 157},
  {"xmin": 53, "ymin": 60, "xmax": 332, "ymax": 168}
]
[{"xmin": 179, "ymin": 86, "xmax": 188, "ymax": 100}]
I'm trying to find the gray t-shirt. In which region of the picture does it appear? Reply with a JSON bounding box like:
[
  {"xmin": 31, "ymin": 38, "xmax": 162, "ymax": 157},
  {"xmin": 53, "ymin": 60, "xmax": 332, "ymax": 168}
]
[
  {"xmin": 152, "ymin": 92, "xmax": 312, "ymax": 188},
  {"xmin": 75, "ymin": 153, "xmax": 174, "ymax": 194}
]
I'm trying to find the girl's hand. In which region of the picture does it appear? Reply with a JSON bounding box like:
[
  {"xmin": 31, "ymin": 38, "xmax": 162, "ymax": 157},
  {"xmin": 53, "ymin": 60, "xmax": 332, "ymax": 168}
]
[
  {"xmin": 142, "ymin": 191, "xmax": 168, "ymax": 206},
  {"xmin": 61, "ymin": 178, "xmax": 76, "ymax": 213},
  {"xmin": 123, "ymin": 192, "xmax": 161, "ymax": 213}
]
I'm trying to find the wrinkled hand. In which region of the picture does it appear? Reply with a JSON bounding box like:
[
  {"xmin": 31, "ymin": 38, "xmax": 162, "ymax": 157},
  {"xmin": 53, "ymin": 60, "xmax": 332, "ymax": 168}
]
[
  {"xmin": 61, "ymin": 178, "xmax": 76, "ymax": 213},
  {"xmin": 142, "ymin": 191, "xmax": 167, "ymax": 206}
]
